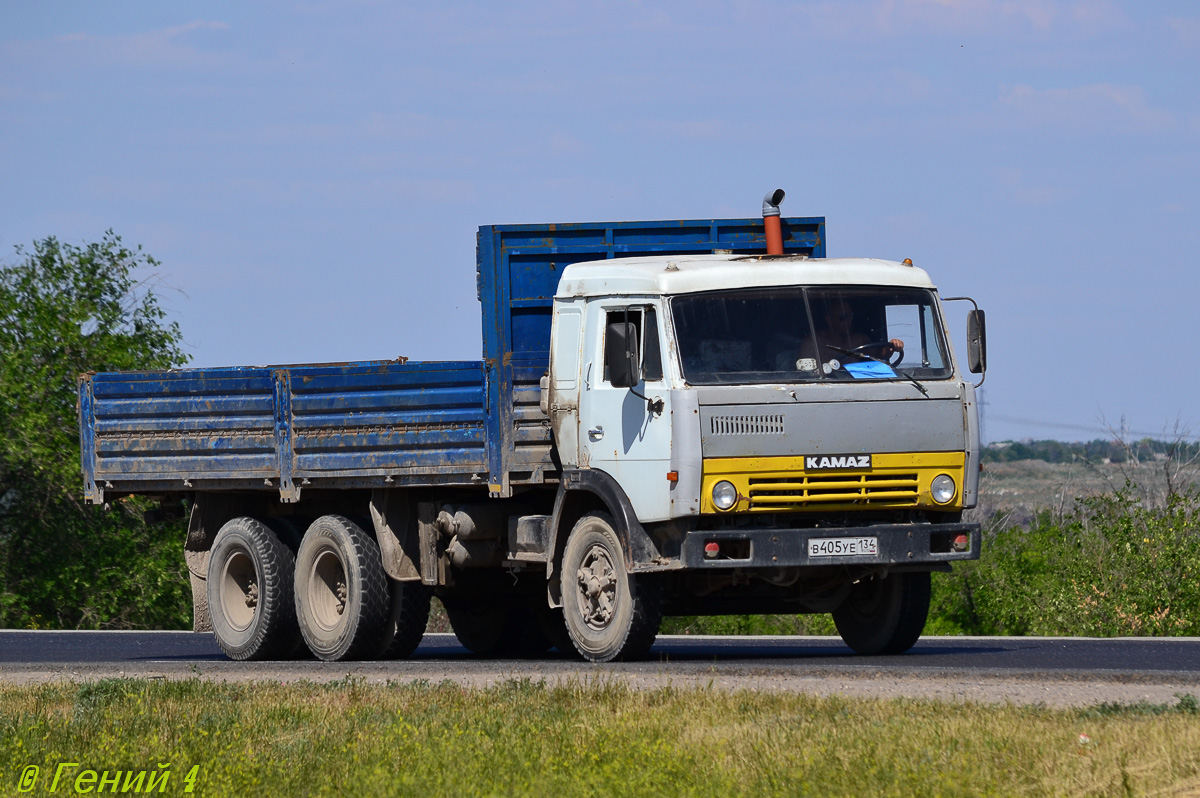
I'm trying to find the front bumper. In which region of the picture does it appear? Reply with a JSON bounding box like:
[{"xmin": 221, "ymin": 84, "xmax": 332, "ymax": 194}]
[{"xmin": 680, "ymin": 522, "xmax": 981, "ymax": 569}]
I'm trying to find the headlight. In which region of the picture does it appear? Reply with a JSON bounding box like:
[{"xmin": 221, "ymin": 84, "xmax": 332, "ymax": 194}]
[
  {"xmin": 712, "ymin": 480, "xmax": 738, "ymax": 511},
  {"xmin": 931, "ymin": 474, "xmax": 956, "ymax": 504}
]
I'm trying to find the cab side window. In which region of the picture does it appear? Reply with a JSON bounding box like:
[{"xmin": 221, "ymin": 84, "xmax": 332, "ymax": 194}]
[{"xmin": 602, "ymin": 306, "xmax": 663, "ymax": 384}]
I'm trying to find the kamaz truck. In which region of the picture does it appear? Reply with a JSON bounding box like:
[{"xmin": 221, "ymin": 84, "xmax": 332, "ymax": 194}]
[{"xmin": 78, "ymin": 191, "xmax": 987, "ymax": 663}]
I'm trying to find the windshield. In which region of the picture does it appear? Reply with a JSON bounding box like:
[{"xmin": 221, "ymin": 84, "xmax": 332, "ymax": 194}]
[{"xmin": 671, "ymin": 286, "xmax": 952, "ymax": 385}]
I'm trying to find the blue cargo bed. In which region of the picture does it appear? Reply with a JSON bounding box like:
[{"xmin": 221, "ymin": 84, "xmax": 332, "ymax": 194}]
[{"xmin": 79, "ymin": 215, "xmax": 825, "ymax": 503}]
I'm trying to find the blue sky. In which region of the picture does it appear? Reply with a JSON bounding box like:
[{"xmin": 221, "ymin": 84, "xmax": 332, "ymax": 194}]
[{"xmin": 2, "ymin": 1, "xmax": 1197, "ymax": 443}]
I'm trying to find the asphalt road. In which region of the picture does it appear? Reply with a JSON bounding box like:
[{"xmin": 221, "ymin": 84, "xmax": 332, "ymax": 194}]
[{"xmin": 1, "ymin": 631, "xmax": 1197, "ymax": 681}]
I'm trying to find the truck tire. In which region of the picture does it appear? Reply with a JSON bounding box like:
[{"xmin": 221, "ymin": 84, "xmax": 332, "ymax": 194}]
[
  {"xmin": 535, "ymin": 602, "xmax": 575, "ymax": 655},
  {"xmin": 207, "ymin": 517, "xmax": 302, "ymax": 661},
  {"xmin": 377, "ymin": 579, "xmax": 431, "ymax": 660},
  {"xmin": 294, "ymin": 515, "xmax": 390, "ymax": 662},
  {"xmin": 832, "ymin": 571, "xmax": 931, "ymax": 655},
  {"xmin": 444, "ymin": 599, "xmax": 551, "ymax": 657},
  {"xmin": 560, "ymin": 512, "xmax": 661, "ymax": 662}
]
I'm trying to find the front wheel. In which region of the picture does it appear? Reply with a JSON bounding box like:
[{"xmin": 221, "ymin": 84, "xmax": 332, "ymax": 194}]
[
  {"xmin": 832, "ymin": 571, "xmax": 931, "ymax": 655},
  {"xmin": 560, "ymin": 512, "xmax": 661, "ymax": 662},
  {"xmin": 294, "ymin": 515, "xmax": 390, "ymax": 661}
]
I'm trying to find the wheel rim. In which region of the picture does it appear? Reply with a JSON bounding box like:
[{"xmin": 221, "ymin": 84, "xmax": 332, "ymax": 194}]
[
  {"xmin": 574, "ymin": 543, "xmax": 618, "ymax": 631},
  {"xmin": 308, "ymin": 547, "xmax": 348, "ymax": 632},
  {"xmin": 220, "ymin": 550, "xmax": 258, "ymax": 632}
]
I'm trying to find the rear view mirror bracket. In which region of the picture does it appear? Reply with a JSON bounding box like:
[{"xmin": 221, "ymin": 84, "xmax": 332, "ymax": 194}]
[{"xmin": 942, "ymin": 296, "xmax": 987, "ymax": 385}]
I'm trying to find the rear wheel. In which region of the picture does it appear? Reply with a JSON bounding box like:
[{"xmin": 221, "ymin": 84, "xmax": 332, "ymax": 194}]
[
  {"xmin": 207, "ymin": 517, "xmax": 301, "ymax": 661},
  {"xmin": 444, "ymin": 598, "xmax": 551, "ymax": 657},
  {"xmin": 294, "ymin": 515, "xmax": 390, "ymax": 661},
  {"xmin": 832, "ymin": 571, "xmax": 931, "ymax": 655},
  {"xmin": 560, "ymin": 512, "xmax": 661, "ymax": 662},
  {"xmin": 378, "ymin": 580, "xmax": 431, "ymax": 660}
]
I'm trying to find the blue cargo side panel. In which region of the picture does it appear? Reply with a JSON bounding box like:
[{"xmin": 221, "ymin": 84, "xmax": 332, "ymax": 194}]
[
  {"xmin": 87, "ymin": 368, "xmax": 278, "ymax": 483},
  {"xmin": 290, "ymin": 360, "xmax": 486, "ymax": 480}
]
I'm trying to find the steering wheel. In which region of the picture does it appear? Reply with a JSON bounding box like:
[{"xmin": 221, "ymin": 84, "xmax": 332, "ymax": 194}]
[{"xmin": 847, "ymin": 341, "xmax": 904, "ymax": 367}]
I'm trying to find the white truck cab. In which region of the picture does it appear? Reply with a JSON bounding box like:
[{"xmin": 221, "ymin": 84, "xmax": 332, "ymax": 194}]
[{"xmin": 543, "ymin": 252, "xmax": 985, "ymax": 660}]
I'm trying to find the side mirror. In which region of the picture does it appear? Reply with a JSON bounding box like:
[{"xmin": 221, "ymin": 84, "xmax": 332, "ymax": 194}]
[
  {"xmin": 605, "ymin": 321, "xmax": 640, "ymax": 388},
  {"xmin": 967, "ymin": 309, "xmax": 986, "ymax": 374}
]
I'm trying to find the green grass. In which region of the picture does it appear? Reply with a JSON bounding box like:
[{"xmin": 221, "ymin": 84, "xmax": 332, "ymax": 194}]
[{"xmin": 3, "ymin": 679, "xmax": 1200, "ymax": 796}]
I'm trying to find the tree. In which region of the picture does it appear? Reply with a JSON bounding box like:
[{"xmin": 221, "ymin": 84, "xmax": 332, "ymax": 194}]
[{"xmin": 0, "ymin": 232, "xmax": 190, "ymax": 628}]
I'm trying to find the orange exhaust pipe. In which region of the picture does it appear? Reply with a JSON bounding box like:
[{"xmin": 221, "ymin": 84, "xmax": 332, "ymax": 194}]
[{"xmin": 762, "ymin": 188, "xmax": 785, "ymax": 255}]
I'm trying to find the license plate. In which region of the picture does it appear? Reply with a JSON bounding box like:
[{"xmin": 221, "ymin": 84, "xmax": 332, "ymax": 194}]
[{"xmin": 808, "ymin": 536, "xmax": 878, "ymax": 558}]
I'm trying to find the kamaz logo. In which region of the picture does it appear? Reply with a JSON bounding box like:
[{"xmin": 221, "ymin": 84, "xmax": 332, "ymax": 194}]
[{"xmin": 805, "ymin": 455, "xmax": 872, "ymax": 470}]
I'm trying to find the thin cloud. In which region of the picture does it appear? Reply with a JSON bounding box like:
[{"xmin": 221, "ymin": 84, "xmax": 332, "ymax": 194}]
[
  {"xmin": 833, "ymin": 68, "xmax": 937, "ymax": 106},
  {"xmin": 548, "ymin": 132, "xmax": 590, "ymax": 157},
  {"xmin": 608, "ymin": 118, "xmax": 732, "ymax": 142},
  {"xmin": 5, "ymin": 20, "xmax": 231, "ymax": 69},
  {"xmin": 995, "ymin": 168, "xmax": 1069, "ymax": 207},
  {"xmin": 998, "ymin": 83, "xmax": 1175, "ymax": 133},
  {"xmin": 797, "ymin": 0, "xmax": 1125, "ymax": 38},
  {"xmin": 222, "ymin": 176, "xmax": 478, "ymax": 207},
  {"xmin": 363, "ymin": 112, "xmax": 465, "ymax": 142},
  {"xmin": 1168, "ymin": 17, "xmax": 1200, "ymax": 48}
]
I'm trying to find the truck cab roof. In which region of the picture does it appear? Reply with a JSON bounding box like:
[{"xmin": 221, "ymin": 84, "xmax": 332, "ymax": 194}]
[{"xmin": 554, "ymin": 255, "xmax": 937, "ymax": 299}]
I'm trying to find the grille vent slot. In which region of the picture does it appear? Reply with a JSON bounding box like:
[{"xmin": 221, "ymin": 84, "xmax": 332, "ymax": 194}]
[
  {"xmin": 747, "ymin": 472, "xmax": 920, "ymax": 509},
  {"xmin": 709, "ymin": 415, "xmax": 785, "ymax": 436}
]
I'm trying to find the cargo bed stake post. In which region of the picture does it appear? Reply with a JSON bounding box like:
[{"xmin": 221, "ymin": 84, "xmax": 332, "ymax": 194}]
[{"xmin": 763, "ymin": 189, "xmax": 785, "ymax": 255}]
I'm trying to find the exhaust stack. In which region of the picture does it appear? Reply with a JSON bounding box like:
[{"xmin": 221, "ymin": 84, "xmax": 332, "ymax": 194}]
[{"xmin": 762, "ymin": 188, "xmax": 785, "ymax": 255}]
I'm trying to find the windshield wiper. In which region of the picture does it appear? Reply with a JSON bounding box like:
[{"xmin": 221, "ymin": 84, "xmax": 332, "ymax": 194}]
[{"xmin": 827, "ymin": 346, "xmax": 929, "ymax": 397}]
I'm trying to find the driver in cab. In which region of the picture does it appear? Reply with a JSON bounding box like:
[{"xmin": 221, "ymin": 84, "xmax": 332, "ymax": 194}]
[{"xmin": 795, "ymin": 299, "xmax": 904, "ymax": 372}]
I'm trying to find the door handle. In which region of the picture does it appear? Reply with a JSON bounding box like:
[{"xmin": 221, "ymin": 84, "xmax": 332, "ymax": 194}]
[{"xmin": 588, "ymin": 426, "xmax": 604, "ymax": 441}]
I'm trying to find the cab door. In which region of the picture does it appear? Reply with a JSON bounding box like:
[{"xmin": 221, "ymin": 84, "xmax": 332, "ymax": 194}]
[{"xmin": 578, "ymin": 300, "xmax": 673, "ymax": 522}]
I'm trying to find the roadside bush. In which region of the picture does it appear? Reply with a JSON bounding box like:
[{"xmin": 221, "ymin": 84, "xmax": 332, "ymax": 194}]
[
  {"xmin": 0, "ymin": 497, "xmax": 190, "ymax": 629},
  {"xmin": 931, "ymin": 490, "xmax": 1200, "ymax": 636},
  {"xmin": 0, "ymin": 233, "xmax": 190, "ymax": 629},
  {"xmin": 661, "ymin": 613, "xmax": 835, "ymax": 636}
]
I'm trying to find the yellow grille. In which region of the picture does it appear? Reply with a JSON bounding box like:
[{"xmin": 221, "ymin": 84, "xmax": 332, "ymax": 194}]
[
  {"xmin": 700, "ymin": 452, "xmax": 965, "ymax": 513},
  {"xmin": 747, "ymin": 472, "xmax": 920, "ymax": 509}
]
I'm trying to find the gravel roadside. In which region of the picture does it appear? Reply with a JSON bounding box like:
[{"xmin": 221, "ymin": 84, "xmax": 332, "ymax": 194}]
[{"xmin": 3, "ymin": 661, "xmax": 1197, "ymax": 708}]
